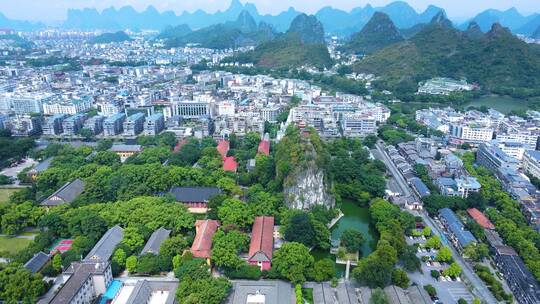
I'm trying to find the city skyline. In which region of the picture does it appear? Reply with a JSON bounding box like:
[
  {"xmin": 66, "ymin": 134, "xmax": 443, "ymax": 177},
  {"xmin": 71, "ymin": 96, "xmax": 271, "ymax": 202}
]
[{"xmin": 1, "ymin": 0, "xmax": 539, "ymax": 23}]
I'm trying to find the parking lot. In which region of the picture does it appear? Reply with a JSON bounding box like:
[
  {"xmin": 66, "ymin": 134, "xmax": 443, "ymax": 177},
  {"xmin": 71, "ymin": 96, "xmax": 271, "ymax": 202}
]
[
  {"xmin": 0, "ymin": 158, "xmax": 36, "ymax": 180},
  {"xmin": 407, "ymin": 235, "xmax": 475, "ymax": 304}
]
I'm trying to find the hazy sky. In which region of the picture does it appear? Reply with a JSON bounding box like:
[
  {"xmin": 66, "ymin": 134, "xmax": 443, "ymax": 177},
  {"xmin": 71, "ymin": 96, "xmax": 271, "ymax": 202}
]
[{"xmin": 1, "ymin": 0, "xmax": 539, "ymax": 22}]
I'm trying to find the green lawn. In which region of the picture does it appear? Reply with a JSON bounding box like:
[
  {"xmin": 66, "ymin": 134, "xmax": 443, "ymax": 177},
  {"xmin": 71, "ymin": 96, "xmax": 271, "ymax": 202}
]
[
  {"xmin": 0, "ymin": 236, "xmax": 31, "ymax": 256},
  {"xmin": 0, "ymin": 188, "xmax": 18, "ymax": 204}
]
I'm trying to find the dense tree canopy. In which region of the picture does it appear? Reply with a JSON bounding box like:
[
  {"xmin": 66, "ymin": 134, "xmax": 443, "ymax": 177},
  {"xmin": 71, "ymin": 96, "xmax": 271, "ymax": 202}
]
[
  {"xmin": 0, "ymin": 131, "xmax": 34, "ymax": 169},
  {"xmin": 0, "ymin": 263, "xmax": 46, "ymax": 303},
  {"xmin": 272, "ymin": 242, "xmax": 314, "ymax": 284},
  {"xmin": 212, "ymin": 229, "xmax": 249, "ymax": 270},
  {"xmin": 217, "ymin": 198, "xmax": 254, "ymax": 229},
  {"xmin": 341, "ymin": 229, "xmax": 365, "ymax": 253},
  {"xmin": 281, "ymin": 209, "xmax": 330, "ymax": 250}
]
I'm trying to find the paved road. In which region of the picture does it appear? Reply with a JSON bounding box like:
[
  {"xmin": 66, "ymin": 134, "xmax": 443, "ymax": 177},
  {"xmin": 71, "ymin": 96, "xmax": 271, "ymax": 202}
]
[
  {"xmin": 374, "ymin": 142, "xmax": 498, "ymax": 304},
  {"xmin": 0, "ymin": 234, "xmax": 36, "ymax": 240},
  {"xmin": 373, "ymin": 144, "xmax": 412, "ymax": 197}
]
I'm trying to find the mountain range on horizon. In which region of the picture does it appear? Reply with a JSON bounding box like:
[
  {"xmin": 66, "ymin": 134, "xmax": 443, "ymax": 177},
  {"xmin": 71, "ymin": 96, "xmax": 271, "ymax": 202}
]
[{"xmin": 1, "ymin": 0, "xmax": 539, "ymax": 37}]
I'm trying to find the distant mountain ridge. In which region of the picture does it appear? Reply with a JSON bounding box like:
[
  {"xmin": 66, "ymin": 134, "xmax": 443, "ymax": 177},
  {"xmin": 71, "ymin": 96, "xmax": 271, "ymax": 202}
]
[
  {"xmin": 0, "ymin": 1, "xmax": 539, "ymax": 39},
  {"xmin": 59, "ymin": 1, "xmax": 446, "ymax": 35},
  {"xmin": 0, "ymin": 12, "xmax": 43, "ymax": 31},
  {"xmin": 462, "ymin": 7, "xmax": 540, "ymax": 36},
  {"xmin": 161, "ymin": 11, "xmax": 276, "ymax": 49}
]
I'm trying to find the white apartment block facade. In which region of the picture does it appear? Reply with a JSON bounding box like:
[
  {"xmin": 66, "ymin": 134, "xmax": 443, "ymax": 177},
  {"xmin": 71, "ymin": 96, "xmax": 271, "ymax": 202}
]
[
  {"xmin": 450, "ymin": 124, "xmax": 494, "ymax": 143},
  {"xmin": 43, "ymin": 97, "xmax": 93, "ymax": 115},
  {"xmin": 523, "ymin": 150, "xmax": 540, "ymax": 180}
]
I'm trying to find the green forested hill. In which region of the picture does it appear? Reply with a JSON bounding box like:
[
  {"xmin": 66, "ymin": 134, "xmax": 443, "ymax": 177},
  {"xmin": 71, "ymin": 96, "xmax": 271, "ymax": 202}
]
[
  {"xmin": 233, "ymin": 33, "xmax": 332, "ymax": 69},
  {"xmin": 343, "ymin": 12, "xmax": 404, "ymax": 54},
  {"xmin": 227, "ymin": 13, "xmax": 332, "ymax": 69},
  {"xmin": 354, "ymin": 22, "xmax": 540, "ymax": 96}
]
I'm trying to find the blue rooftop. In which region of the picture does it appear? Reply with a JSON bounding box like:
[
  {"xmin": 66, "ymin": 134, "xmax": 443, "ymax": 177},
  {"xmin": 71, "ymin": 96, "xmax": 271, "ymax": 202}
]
[
  {"xmin": 105, "ymin": 113, "xmax": 126, "ymax": 122},
  {"xmin": 439, "ymin": 208, "xmax": 477, "ymax": 247},
  {"xmin": 100, "ymin": 280, "xmax": 122, "ymax": 304},
  {"xmin": 410, "ymin": 177, "xmax": 431, "ymax": 197}
]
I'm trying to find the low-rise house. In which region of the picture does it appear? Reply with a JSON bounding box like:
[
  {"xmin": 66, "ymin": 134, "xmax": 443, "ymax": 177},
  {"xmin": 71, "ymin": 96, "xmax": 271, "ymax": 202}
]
[
  {"xmin": 436, "ymin": 176, "xmax": 481, "ymax": 198},
  {"xmin": 41, "ymin": 179, "xmax": 85, "ymax": 207},
  {"xmin": 140, "ymin": 227, "xmax": 171, "ymax": 256},
  {"xmin": 409, "ymin": 177, "xmax": 431, "ymax": 198},
  {"xmin": 109, "ymin": 144, "xmax": 142, "ymax": 162},
  {"xmin": 169, "ymin": 186, "xmax": 222, "ymax": 213},
  {"xmin": 467, "ymin": 208, "xmax": 495, "ymax": 230},
  {"xmin": 226, "ymin": 280, "xmax": 292, "ymax": 304},
  {"xmin": 223, "ymin": 156, "xmax": 238, "ymax": 173},
  {"xmin": 217, "ymin": 140, "xmax": 230, "ymax": 158},
  {"xmin": 436, "ymin": 177, "xmax": 459, "ymax": 196},
  {"xmin": 24, "ymin": 251, "xmax": 50, "ymax": 273},
  {"xmin": 248, "ymin": 216, "xmax": 274, "ymax": 271},
  {"xmin": 27, "ymin": 157, "xmax": 53, "ymax": 181},
  {"xmin": 123, "ymin": 280, "xmax": 178, "ymax": 304},
  {"xmin": 190, "ymin": 219, "xmax": 220, "ymax": 263},
  {"xmin": 257, "ymin": 139, "xmax": 270, "ymax": 156},
  {"xmin": 85, "ymin": 225, "xmax": 124, "ymax": 261},
  {"xmin": 438, "ymin": 208, "xmax": 476, "ymax": 250}
]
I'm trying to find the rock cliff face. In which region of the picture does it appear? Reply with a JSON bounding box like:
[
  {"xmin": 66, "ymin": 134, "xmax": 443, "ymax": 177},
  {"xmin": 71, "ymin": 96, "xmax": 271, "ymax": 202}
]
[
  {"xmin": 283, "ymin": 164, "xmax": 335, "ymax": 210},
  {"xmin": 276, "ymin": 126, "xmax": 335, "ymax": 210}
]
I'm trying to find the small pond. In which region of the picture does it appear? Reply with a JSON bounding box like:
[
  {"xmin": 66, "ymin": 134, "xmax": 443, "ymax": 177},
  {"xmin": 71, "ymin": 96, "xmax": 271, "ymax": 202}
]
[{"xmin": 311, "ymin": 200, "xmax": 379, "ymax": 278}]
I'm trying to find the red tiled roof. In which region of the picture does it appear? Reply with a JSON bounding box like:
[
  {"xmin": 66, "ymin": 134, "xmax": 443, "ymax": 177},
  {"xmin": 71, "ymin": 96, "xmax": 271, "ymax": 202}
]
[
  {"xmin": 257, "ymin": 140, "xmax": 270, "ymax": 156},
  {"xmin": 217, "ymin": 140, "xmax": 230, "ymax": 159},
  {"xmin": 223, "ymin": 156, "xmax": 238, "ymax": 172},
  {"xmin": 190, "ymin": 220, "xmax": 220, "ymax": 259},
  {"xmin": 248, "ymin": 216, "xmax": 274, "ymax": 262},
  {"xmin": 467, "ymin": 208, "xmax": 495, "ymax": 230}
]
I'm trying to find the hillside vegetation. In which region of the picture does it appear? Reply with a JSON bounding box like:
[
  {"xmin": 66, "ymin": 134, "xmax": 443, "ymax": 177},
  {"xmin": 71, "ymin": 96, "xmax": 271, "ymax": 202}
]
[
  {"xmin": 343, "ymin": 12, "xmax": 404, "ymax": 54},
  {"xmin": 353, "ymin": 21, "xmax": 540, "ymax": 97},
  {"xmin": 227, "ymin": 13, "xmax": 332, "ymax": 69}
]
